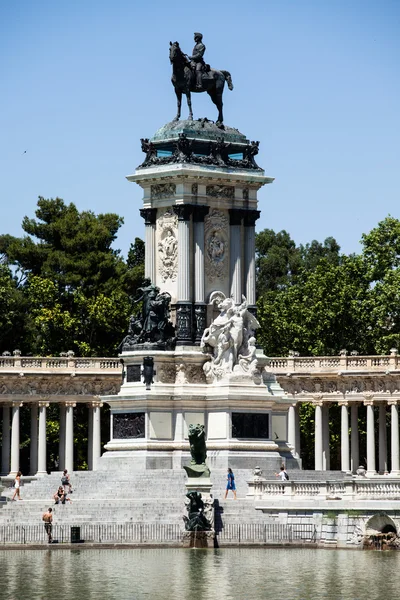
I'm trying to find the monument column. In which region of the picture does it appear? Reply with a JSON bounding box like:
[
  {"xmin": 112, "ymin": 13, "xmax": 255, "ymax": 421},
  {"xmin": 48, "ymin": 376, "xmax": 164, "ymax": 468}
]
[
  {"xmin": 364, "ymin": 398, "xmax": 376, "ymax": 476},
  {"xmin": 295, "ymin": 404, "xmax": 301, "ymax": 459},
  {"xmin": 229, "ymin": 209, "xmax": 244, "ymax": 304},
  {"xmin": 91, "ymin": 400, "xmax": 103, "ymax": 471},
  {"xmin": 64, "ymin": 401, "xmax": 76, "ymax": 474},
  {"xmin": 192, "ymin": 205, "xmax": 209, "ymax": 344},
  {"xmin": 378, "ymin": 402, "xmax": 388, "ymax": 474},
  {"xmin": 30, "ymin": 403, "xmax": 38, "ymax": 475},
  {"xmin": 87, "ymin": 404, "xmax": 93, "ymax": 470},
  {"xmin": 1, "ymin": 404, "xmax": 11, "ymax": 475},
  {"xmin": 314, "ymin": 401, "xmax": 323, "ymax": 471},
  {"xmin": 140, "ymin": 208, "xmax": 157, "ymax": 283},
  {"xmin": 173, "ymin": 205, "xmax": 194, "ymax": 344},
  {"xmin": 350, "ymin": 403, "xmax": 359, "ymax": 473},
  {"xmin": 10, "ymin": 401, "xmax": 22, "ymax": 476},
  {"xmin": 37, "ymin": 400, "xmax": 49, "ymax": 475},
  {"xmin": 389, "ymin": 400, "xmax": 400, "ymax": 476},
  {"xmin": 339, "ymin": 401, "xmax": 350, "ymax": 473},
  {"xmin": 243, "ymin": 210, "xmax": 260, "ymax": 308}
]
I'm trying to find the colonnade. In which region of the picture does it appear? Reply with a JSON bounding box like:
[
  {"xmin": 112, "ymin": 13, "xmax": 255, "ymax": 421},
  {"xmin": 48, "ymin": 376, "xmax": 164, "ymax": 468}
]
[
  {"xmin": 1, "ymin": 400, "xmax": 103, "ymax": 477},
  {"xmin": 313, "ymin": 400, "xmax": 400, "ymax": 475}
]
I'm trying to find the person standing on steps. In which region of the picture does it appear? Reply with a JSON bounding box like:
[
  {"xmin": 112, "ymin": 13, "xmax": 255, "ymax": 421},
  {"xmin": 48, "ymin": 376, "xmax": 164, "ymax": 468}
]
[
  {"xmin": 224, "ymin": 467, "xmax": 237, "ymax": 500},
  {"xmin": 275, "ymin": 465, "xmax": 289, "ymax": 492},
  {"xmin": 11, "ymin": 471, "xmax": 23, "ymax": 501},
  {"xmin": 42, "ymin": 507, "xmax": 53, "ymax": 543}
]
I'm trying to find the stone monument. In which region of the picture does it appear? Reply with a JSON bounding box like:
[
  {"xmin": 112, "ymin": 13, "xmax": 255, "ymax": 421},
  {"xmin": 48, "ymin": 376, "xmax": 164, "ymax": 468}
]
[{"xmin": 100, "ymin": 37, "xmax": 298, "ymax": 473}]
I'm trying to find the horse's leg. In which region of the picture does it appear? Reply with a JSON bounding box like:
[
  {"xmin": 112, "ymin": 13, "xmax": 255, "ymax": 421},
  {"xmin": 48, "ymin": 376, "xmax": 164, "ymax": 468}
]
[
  {"xmin": 208, "ymin": 88, "xmax": 224, "ymax": 126},
  {"xmin": 186, "ymin": 90, "xmax": 193, "ymax": 120},
  {"xmin": 174, "ymin": 88, "xmax": 182, "ymax": 121}
]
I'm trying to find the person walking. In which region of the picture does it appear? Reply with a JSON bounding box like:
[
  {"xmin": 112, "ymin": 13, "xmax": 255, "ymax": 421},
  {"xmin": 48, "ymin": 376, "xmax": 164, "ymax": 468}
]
[
  {"xmin": 11, "ymin": 471, "xmax": 23, "ymax": 501},
  {"xmin": 42, "ymin": 507, "xmax": 53, "ymax": 543},
  {"xmin": 275, "ymin": 465, "xmax": 289, "ymax": 482},
  {"xmin": 224, "ymin": 467, "xmax": 237, "ymax": 500}
]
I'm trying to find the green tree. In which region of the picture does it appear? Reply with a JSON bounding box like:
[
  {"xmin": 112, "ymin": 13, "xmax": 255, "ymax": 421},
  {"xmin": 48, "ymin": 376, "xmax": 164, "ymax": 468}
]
[{"xmin": 0, "ymin": 264, "xmax": 26, "ymax": 353}]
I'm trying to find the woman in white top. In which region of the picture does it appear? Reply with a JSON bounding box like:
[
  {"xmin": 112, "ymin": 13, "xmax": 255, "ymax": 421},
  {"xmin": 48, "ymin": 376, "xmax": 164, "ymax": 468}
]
[{"xmin": 12, "ymin": 471, "xmax": 23, "ymax": 501}]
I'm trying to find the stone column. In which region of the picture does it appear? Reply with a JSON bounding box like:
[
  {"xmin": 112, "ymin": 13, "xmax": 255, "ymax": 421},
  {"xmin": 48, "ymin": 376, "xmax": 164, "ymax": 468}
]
[
  {"xmin": 140, "ymin": 208, "xmax": 157, "ymax": 283},
  {"xmin": 243, "ymin": 210, "xmax": 260, "ymax": 307},
  {"xmin": 364, "ymin": 398, "xmax": 376, "ymax": 476},
  {"xmin": 294, "ymin": 404, "xmax": 301, "ymax": 459},
  {"xmin": 91, "ymin": 400, "xmax": 103, "ymax": 471},
  {"xmin": 64, "ymin": 402, "xmax": 76, "ymax": 474},
  {"xmin": 314, "ymin": 401, "xmax": 323, "ymax": 471},
  {"xmin": 339, "ymin": 402, "xmax": 350, "ymax": 473},
  {"xmin": 37, "ymin": 400, "xmax": 49, "ymax": 475},
  {"xmin": 87, "ymin": 405, "xmax": 93, "ymax": 471},
  {"xmin": 30, "ymin": 403, "xmax": 38, "ymax": 475},
  {"xmin": 173, "ymin": 205, "xmax": 194, "ymax": 344},
  {"xmin": 350, "ymin": 403, "xmax": 359, "ymax": 473},
  {"xmin": 389, "ymin": 400, "xmax": 400, "ymax": 476},
  {"xmin": 192, "ymin": 205, "xmax": 209, "ymax": 344},
  {"xmin": 288, "ymin": 404, "xmax": 296, "ymax": 455},
  {"xmin": 1, "ymin": 404, "xmax": 11, "ymax": 475},
  {"xmin": 59, "ymin": 403, "xmax": 66, "ymax": 471},
  {"xmin": 378, "ymin": 402, "xmax": 388, "ymax": 474},
  {"xmin": 10, "ymin": 401, "xmax": 23, "ymax": 476},
  {"xmin": 229, "ymin": 209, "xmax": 244, "ymax": 304},
  {"xmin": 322, "ymin": 403, "xmax": 330, "ymax": 471}
]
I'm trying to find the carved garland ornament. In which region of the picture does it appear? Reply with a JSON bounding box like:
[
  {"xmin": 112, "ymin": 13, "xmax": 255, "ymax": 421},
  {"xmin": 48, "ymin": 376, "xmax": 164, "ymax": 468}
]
[
  {"xmin": 204, "ymin": 209, "xmax": 228, "ymax": 280},
  {"xmin": 158, "ymin": 210, "xmax": 178, "ymax": 282}
]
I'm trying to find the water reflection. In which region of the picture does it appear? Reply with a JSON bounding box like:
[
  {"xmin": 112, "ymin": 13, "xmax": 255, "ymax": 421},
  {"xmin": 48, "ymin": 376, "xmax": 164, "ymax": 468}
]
[{"xmin": 0, "ymin": 548, "xmax": 399, "ymax": 600}]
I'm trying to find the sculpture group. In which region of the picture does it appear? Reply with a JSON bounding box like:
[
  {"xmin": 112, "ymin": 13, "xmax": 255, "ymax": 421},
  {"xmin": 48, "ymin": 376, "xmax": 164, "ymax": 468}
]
[
  {"xmin": 169, "ymin": 33, "xmax": 233, "ymax": 126},
  {"xmin": 201, "ymin": 295, "xmax": 260, "ymax": 382}
]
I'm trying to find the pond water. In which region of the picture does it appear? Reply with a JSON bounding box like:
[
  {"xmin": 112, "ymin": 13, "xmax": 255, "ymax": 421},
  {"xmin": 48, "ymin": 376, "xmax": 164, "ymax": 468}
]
[{"xmin": 0, "ymin": 547, "xmax": 399, "ymax": 600}]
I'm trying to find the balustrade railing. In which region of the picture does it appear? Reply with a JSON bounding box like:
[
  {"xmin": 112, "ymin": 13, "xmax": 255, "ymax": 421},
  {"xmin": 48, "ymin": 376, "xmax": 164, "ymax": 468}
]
[
  {"xmin": 266, "ymin": 354, "xmax": 399, "ymax": 373},
  {"xmin": 249, "ymin": 479, "xmax": 400, "ymax": 499},
  {"xmin": 0, "ymin": 356, "xmax": 121, "ymax": 372}
]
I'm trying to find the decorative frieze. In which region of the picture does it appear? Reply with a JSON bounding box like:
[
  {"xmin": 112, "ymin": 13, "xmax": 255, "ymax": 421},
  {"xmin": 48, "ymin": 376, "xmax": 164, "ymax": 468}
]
[
  {"xmin": 206, "ymin": 185, "xmax": 234, "ymax": 199},
  {"xmin": 150, "ymin": 183, "xmax": 176, "ymax": 199},
  {"xmin": 113, "ymin": 413, "xmax": 145, "ymax": 439}
]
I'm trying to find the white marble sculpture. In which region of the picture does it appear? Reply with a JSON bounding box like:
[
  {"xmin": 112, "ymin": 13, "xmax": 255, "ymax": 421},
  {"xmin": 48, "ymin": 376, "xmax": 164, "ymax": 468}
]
[{"xmin": 200, "ymin": 294, "xmax": 260, "ymax": 382}]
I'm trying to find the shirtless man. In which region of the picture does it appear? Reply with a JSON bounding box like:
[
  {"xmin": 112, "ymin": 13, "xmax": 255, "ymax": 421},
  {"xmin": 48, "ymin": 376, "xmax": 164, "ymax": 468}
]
[{"xmin": 42, "ymin": 507, "xmax": 53, "ymax": 543}]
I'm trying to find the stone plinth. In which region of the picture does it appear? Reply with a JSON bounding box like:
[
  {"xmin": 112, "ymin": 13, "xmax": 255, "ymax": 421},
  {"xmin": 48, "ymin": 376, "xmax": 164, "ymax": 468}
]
[{"xmin": 182, "ymin": 530, "xmax": 215, "ymax": 548}]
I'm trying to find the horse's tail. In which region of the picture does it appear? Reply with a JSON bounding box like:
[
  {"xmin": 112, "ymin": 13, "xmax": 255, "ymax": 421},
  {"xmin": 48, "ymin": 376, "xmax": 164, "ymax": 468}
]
[{"xmin": 221, "ymin": 70, "xmax": 234, "ymax": 91}]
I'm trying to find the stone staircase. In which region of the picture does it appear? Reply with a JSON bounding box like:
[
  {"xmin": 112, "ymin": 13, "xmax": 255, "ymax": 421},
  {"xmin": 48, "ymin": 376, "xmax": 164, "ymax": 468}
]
[{"xmin": 0, "ymin": 468, "xmax": 349, "ymax": 528}]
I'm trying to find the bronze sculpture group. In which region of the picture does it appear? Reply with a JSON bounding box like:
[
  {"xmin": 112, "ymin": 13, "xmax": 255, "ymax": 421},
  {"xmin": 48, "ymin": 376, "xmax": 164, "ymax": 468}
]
[{"xmin": 169, "ymin": 33, "xmax": 233, "ymax": 126}]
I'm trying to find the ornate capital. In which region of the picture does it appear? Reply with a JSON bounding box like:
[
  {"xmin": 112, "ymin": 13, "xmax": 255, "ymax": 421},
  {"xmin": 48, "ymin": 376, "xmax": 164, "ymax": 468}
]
[
  {"xmin": 139, "ymin": 208, "xmax": 157, "ymax": 225},
  {"xmin": 192, "ymin": 205, "xmax": 210, "ymax": 223},
  {"xmin": 63, "ymin": 401, "xmax": 76, "ymax": 408},
  {"xmin": 38, "ymin": 400, "xmax": 50, "ymax": 408},
  {"xmin": 338, "ymin": 401, "xmax": 349, "ymax": 407},
  {"xmin": 312, "ymin": 394, "xmax": 324, "ymax": 406},
  {"xmin": 243, "ymin": 209, "xmax": 261, "ymax": 227},
  {"xmin": 229, "ymin": 208, "xmax": 245, "ymax": 226},
  {"xmin": 388, "ymin": 399, "xmax": 399, "ymax": 407},
  {"xmin": 173, "ymin": 204, "xmax": 193, "ymax": 222},
  {"xmin": 89, "ymin": 399, "xmax": 103, "ymax": 409},
  {"xmin": 363, "ymin": 393, "xmax": 375, "ymax": 406},
  {"xmin": 11, "ymin": 401, "xmax": 23, "ymax": 408}
]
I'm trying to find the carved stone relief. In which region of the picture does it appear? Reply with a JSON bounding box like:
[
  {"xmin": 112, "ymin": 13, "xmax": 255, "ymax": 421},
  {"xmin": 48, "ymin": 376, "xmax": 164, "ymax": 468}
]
[
  {"xmin": 204, "ymin": 210, "xmax": 228, "ymax": 281},
  {"xmin": 158, "ymin": 209, "xmax": 178, "ymax": 282},
  {"xmin": 206, "ymin": 185, "xmax": 234, "ymax": 199},
  {"xmin": 151, "ymin": 183, "xmax": 176, "ymax": 199}
]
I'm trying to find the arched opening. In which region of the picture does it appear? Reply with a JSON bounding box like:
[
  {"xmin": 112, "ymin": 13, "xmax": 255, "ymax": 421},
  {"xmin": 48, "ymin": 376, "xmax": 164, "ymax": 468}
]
[{"xmin": 381, "ymin": 524, "xmax": 396, "ymax": 534}]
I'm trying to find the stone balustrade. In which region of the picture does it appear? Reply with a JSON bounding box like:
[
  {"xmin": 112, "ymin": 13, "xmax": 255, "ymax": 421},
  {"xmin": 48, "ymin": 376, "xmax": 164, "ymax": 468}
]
[
  {"xmin": 0, "ymin": 355, "xmax": 121, "ymax": 372},
  {"xmin": 249, "ymin": 478, "xmax": 400, "ymax": 499},
  {"xmin": 266, "ymin": 354, "xmax": 398, "ymax": 373}
]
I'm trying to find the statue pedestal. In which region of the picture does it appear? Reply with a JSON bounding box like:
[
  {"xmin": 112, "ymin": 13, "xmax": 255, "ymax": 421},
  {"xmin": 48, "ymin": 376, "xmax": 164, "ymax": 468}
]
[
  {"xmin": 185, "ymin": 477, "xmax": 212, "ymax": 495},
  {"xmin": 182, "ymin": 530, "xmax": 215, "ymax": 548}
]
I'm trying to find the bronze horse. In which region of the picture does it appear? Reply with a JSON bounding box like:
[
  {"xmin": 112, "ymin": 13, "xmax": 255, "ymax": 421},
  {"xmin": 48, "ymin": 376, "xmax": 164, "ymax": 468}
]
[{"xmin": 169, "ymin": 41, "xmax": 233, "ymax": 126}]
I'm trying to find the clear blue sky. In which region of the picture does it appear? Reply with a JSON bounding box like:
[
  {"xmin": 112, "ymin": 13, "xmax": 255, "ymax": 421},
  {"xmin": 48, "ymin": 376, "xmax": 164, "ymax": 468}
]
[{"xmin": 1, "ymin": 0, "xmax": 399, "ymax": 258}]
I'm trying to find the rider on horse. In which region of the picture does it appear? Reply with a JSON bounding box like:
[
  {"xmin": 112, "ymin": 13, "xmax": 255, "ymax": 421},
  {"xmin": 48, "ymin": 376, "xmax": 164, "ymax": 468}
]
[{"xmin": 189, "ymin": 32, "xmax": 206, "ymax": 90}]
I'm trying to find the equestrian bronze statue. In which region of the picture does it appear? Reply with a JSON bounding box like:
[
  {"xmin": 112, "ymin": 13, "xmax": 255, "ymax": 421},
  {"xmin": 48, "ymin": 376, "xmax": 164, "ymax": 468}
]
[{"xmin": 169, "ymin": 33, "xmax": 233, "ymax": 127}]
